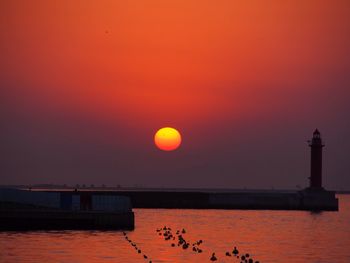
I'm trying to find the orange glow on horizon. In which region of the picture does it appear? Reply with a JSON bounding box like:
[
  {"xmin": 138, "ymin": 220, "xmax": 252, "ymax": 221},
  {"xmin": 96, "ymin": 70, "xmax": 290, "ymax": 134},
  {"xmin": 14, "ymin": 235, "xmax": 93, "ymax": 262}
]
[{"xmin": 154, "ymin": 127, "xmax": 182, "ymax": 151}]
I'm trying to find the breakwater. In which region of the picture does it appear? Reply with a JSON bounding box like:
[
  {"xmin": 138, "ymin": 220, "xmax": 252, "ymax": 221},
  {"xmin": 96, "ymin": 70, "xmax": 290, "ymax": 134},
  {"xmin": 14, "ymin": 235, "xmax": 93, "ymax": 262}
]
[
  {"xmin": 0, "ymin": 189, "xmax": 134, "ymax": 230},
  {"xmin": 48, "ymin": 188, "xmax": 338, "ymax": 211},
  {"xmin": 0, "ymin": 208, "xmax": 134, "ymax": 231}
]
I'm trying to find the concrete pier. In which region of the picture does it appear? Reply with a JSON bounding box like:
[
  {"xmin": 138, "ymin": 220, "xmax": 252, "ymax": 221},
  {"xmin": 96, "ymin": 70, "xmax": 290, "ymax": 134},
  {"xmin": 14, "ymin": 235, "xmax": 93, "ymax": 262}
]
[
  {"xmin": 0, "ymin": 207, "xmax": 134, "ymax": 231},
  {"xmin": 119, "ymin": 189, "xmax": 339, "ymax": 211},
  {"xmin": 0, "ymin": 189, "xmax": 135, "ymax": 230},
  {"xmin": 47, "ymin": 188, "xmax": 338, "ymax": 211}
]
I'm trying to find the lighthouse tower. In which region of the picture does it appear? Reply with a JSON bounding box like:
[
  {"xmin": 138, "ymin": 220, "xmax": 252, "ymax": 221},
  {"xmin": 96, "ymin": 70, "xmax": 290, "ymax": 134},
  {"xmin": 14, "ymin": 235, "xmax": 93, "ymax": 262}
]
[
  {"xmin": 301, "ymin": 129, "xmax": 338, "ymax": 210},
  {"xmin": 308, "ymin": 129, "xmax": 324, "ymax": 189}
]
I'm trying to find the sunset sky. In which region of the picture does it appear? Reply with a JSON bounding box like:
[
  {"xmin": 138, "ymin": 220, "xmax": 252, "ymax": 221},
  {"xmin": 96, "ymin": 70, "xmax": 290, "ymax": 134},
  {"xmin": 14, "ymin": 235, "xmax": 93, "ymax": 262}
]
[{"xmin": 1, "ymin": 1, "xmax": 350, "ymax": 189}]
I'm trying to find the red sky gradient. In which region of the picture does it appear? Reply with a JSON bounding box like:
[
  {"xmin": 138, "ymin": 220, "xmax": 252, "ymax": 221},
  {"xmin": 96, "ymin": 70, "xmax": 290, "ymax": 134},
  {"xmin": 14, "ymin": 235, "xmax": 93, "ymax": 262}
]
[{"xmin": 1, "ymin": 1, "xmax": 350, "ymax": 189}]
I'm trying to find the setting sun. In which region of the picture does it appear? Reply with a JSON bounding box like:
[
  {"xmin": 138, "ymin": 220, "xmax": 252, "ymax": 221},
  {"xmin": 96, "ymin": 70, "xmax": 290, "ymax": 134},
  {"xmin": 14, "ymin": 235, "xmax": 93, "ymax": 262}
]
[{"xmin": 154, "ymin": 127, "xmax": 182, "ymax": 151}]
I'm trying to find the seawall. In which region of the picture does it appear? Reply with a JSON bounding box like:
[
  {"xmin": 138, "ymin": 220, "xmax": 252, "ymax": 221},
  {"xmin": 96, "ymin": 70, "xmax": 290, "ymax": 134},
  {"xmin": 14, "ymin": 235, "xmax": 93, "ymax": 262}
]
[
  {"xmin": 0, "ymin": 207, "xmax": 134, "ymax": 231},
  {"xmin": 48, "ymin": 188, "xmax": 338, "ymax": 211},
  {"xmin": 0, "ymin": 189, "xmax": 135, "ymax": 230}
]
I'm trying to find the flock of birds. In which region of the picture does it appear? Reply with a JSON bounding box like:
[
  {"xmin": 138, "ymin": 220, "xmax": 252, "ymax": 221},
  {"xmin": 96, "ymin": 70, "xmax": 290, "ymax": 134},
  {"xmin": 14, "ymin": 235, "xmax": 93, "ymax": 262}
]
[
  {"xmin": 123, "ymin": 231, "xmax": 152, "ymax": 263},
  {"xmin": 122, "ymin": 226, "xmax": 261, "ymax": 262},
  {"xmin": 156, "ymin": 226, "xmax": 203, "ymax": 254},
  {"xmin": 156, "ymin": 225, "xmax": 261, "ymax": 263}
]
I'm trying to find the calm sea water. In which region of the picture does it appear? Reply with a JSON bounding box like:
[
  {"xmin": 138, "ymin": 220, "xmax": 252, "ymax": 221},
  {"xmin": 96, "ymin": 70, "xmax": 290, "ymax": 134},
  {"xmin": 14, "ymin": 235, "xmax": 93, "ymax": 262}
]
[{"xmin": 0, "ymin": 195, "xmax": 349, "ymax": 263}]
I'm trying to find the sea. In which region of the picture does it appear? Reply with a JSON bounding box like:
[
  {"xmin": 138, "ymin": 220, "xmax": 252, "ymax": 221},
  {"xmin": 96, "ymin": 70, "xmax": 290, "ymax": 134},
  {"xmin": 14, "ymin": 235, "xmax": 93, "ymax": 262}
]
[{"xmin": 1, "ymin": 195, "xmax": 349, "ymax": 263}]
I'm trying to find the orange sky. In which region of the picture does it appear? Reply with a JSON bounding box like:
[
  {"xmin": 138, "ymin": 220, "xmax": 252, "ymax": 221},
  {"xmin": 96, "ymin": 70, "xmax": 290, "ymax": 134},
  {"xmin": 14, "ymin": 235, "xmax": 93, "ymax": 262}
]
[{"xmin": 1, "ymin": 1, "xmax": 350, "ymax": 189}]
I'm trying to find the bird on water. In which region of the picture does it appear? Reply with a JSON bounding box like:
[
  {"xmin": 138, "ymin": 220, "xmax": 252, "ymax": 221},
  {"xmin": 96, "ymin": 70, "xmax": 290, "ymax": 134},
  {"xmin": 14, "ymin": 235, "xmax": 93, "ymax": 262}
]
[{"xmin": 232, "ymin": 246, "xmax": 239, "ymax": 255}]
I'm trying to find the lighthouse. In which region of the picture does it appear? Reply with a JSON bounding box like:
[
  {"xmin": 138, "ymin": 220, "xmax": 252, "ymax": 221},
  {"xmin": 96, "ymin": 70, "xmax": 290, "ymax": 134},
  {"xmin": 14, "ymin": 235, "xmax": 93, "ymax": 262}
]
[
  {"xmin": 300, "ymin": 129, "xmax": 338, "ymax": 210},
  {"xmin": 308, "ymin": 129, "xmax": 324, "ymax": 189}
]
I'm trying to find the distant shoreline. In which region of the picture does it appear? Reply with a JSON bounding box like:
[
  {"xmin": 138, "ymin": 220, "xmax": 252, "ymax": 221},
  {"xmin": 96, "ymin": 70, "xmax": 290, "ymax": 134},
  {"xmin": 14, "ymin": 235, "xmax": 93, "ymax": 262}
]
[{"xmin": 1, "ymin": 184, "xmax": 349, "ymax": 194}]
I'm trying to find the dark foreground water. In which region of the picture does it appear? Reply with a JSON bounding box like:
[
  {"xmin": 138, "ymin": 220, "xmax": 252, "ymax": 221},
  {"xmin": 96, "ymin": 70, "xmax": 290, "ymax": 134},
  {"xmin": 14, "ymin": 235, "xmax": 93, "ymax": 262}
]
[{"xmin": 1, "ymin": 195, "xmax": 349, "ymax": 263}]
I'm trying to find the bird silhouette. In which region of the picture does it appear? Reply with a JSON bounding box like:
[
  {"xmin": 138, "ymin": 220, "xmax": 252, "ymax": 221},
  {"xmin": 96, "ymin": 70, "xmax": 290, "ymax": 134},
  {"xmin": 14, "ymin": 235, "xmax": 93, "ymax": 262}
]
[{"xmin": 232, "ymin": 246, "xmax": 239, "ymax": 255}]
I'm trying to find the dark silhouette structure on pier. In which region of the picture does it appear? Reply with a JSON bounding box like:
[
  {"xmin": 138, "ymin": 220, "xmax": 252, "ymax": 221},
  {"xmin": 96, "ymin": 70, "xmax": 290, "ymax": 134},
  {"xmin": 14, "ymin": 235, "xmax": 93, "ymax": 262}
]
[
  {"xmin": 298, "ymin": 129, "xmax": 338, "ymax": 210},
  {"xmin": 309, "ymin": 129, "xmax": 324, "ymax": 189}
]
